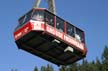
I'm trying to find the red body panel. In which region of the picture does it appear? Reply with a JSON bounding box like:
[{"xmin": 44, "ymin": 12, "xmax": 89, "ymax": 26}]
[
  {"xmin": 14, "ymin": 20, "xmax": 87, "ymax": 55},
  {"xmin": 14, "ymin": 22, "xmax": 32, "ymax": 40}
]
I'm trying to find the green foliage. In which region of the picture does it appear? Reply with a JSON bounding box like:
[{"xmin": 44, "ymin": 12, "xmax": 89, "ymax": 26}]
[
  {"xmin": 102, "ymin": 46, "xmax": 108, "ymax": 63},
  {"xmin": 46, "ymin": 64, "xmax": 54, "ymax": 71},
  {"xmin": 13, "ymin": 45, "xmax": 108, "ymax": 71},
  {"xmin": 59, "ymin": 66, "xmax": 68, "ymax": 71},
  {"xmin": 101, "ymin": 46, "xmax": 108, "ymax": 71},
  {"xmin": 41, "ymin": 66, "xmax": 47, "ymax": 71},
  {"xmin": 40, "ymin": 64, "xmax": 54, "ymax": 71},
  {"xmin": 68, "ymin": 63, "xmax": 78, "ymax": 71},
  {"xmin": 34, "ymin": 66, "xmax": 38, "ymax": 71},
  {"xmin": 79, "ymin": 59, "xmax": 90, "ymax": 71},
  {"xmin": 32, "ymin": 45, "xmax": 108, "ymax": 71}
]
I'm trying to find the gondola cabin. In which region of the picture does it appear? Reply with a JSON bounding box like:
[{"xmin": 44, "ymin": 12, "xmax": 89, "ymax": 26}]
[{"xmin": 14, "ymin": 8, "xmax": 87, "ymax": 65}]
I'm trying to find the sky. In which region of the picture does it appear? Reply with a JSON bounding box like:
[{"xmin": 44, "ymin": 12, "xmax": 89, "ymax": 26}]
[{"xmin": 0, "ymin": 0, "xmax": 108, "ymax": 71}]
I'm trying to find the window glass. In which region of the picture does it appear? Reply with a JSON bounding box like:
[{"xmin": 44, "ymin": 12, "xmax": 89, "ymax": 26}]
[
  {"xmin": 18, "ymin": 16, "xmax": 25, "ymax": 25},
  {"xmin": 32, "ymin": 10, "xmax": 44, "ymax": 21},
  {"xmin": 75, "ymin": 28, "xmax": 83, "ymax": 42},
  {"xmin": 18, "ymin": 10, "xmax": 33, "ymax": 25},
  {"xmin": 14, "ymin": 24, "xmax": 21, "ymax": 31},
  {"xmin": 15, "ymin": 10, "xmax": 33, "ymax": 31},
  {"xmin": 24, "ymin": 10, "xmax": 32, "ymax": 23},
  {"xmin": 56, "ymin": 17, "xmax": 64, "ymax": 32},
  {"xmin": 45, "ymin": 11, "xmax": 54, "ymax": 27},
  {"xmin": 66, "ymin": 22, "xmax": 74, "ymax": 37}
]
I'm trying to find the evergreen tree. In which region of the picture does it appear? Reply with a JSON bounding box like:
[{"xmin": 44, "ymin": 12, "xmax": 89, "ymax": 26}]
[
  {"xmin": 46, "ymin": 64, "xmax": 54, "ymax": 71},
  {"xmin": 88, "ymin": 60, "xmax": 97, "ymax": 71},
  {"xmin": 40, "ymin": 64, "xmax": 54, "ymax": 71},
  {"xmin": 102, "ymin": 46, "xmax": 108, "ymax": 62},
  {"xmin": 13, "ymin": 45, "xmax": 108, "ymax": 71},
  {"xmin": 41, "ymin": 66, "xmax": 47, "ymax": 71},
  {"xmin": 79, "ymin": 59, "xmax": 89, "ymax": 71},
  {"xmin": 59, "ymin": 65, "xmax": 68, "ymax": 71},
  {"xmin": 95, "ymin": 57, "xmax": 102, "ymax": 71},
  {"xmin": 34, "ymin": 66, "xmax": 38, "ymax": 71},
  {"xmin": 68, "ymin": 63, "xmax": 78, "ymax": 71},
  {"xmin": 101, "ymin": 46, "xmax": 108, "ymax": 71}
]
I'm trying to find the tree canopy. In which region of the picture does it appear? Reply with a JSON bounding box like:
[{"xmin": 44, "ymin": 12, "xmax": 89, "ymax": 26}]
[{"xmin": 11, "ymin": 46, "xmax": 108, "ymax": 71}]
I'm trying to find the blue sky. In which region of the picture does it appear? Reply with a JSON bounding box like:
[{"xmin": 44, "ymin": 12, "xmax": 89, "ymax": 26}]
[{"xmin": 0, "ymin": 0, "xmax": 108, "ymax": 71}]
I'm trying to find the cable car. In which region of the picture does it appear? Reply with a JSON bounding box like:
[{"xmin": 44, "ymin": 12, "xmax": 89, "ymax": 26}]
[{"xmin": 14, "ymin": 8, "xmax": 87, "ymax": 65}]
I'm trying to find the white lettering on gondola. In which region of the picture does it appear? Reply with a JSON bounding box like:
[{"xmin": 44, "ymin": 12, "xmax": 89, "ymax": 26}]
[
  {"xmin": 55, "ymin": 30, "xmax": 63, "ymax": 39},
  {"xmin": 64, "ymin": 34, "xmax": 84, "ymax": 50},
  {"xmin": 15, "ymin": 32, "xmax": 22, "ymax": 39},
  {"xmin": 30, "ymin": 20, "xmax": 44, "ymax": 30},
  {"xmin": 34, "ymin": 23, "xmax": 41, "ymax": 30},
  {"xmin": 46, "ymin": 25, "xmax": 63, "ymax": 39},
  {"xmin": 14, "ymin": 24, "xmax": 30, "ymax": 40},
  {"xmin": 46, "ymin": 25, "xmax": 55, "ymax": 35},
  {"xmin": 24, "ymin": 27, "xmax": 29, "ymax": 33},
  {"xmin": 46, "ymin": 25, "xmax": 84, "ymax": 50}
]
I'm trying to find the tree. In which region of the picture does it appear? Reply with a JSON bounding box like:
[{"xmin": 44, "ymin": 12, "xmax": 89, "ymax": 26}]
[
  {"xmin": 46, "ymin": 64, "xmax": 54, "ymax": 71},
  {"xmin": 101, "ymin": 46, "xmax": 108, "ymax": 71},
  {"xmin": 95, "ymin": 57, "xmax": 102, "ymax": 71},
  {"xmin": 68, "ymin": 63, "xmax": 78, "ymax": 71},
  {"xmin": 59, "ymin": 65, "xmax": 68, "ymax": 71},
  {"xmin": 40, "ymin": 64, "xmax": 54, "ymax": 71},
  {"xmin": 88, "ymin": 60, "xmax": 98, "ymax": 71},
  {"xmin": 41, "ymin": 66, "xmax": 47, "ymax": 71},
  {"xmin": 102, "ymin": 46, "xmax": 108, "ymax": 62},
  {"xmin": 34, "ymin": 66, "xmax": 38, "ymax": 71},
  {"xmin": 79, "ymin": 59, "xmax": 90, "ymax": 71}
]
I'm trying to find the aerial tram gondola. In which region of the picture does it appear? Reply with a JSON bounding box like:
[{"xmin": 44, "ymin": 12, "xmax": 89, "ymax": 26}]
[{"xmin": 13, "ymin": 0, "xmax": 87, "ymax": 66}]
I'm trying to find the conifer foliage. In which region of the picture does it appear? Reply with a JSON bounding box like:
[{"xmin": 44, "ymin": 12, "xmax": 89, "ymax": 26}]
[{"xmin": 12, "ymin": 46, "xmax": 108, "ymax": 71}]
